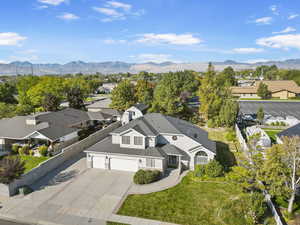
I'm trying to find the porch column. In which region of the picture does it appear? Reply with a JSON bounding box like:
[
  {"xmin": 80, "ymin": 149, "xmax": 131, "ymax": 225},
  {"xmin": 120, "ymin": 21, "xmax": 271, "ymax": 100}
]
[{"xmin": 178, "ymin": 155, "xmax": 182, "ymax": 173}]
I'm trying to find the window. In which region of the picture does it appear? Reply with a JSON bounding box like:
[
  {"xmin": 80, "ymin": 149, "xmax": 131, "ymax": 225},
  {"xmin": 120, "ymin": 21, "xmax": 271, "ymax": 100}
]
[
  {"xmin": 122, "ymin": 136, "xmax": 130, "ymax": 145},
  {"xmin": 146, "ymin": 158, "xmax": 155, "ymax": 168},
  {"xmin": 134, "ymin": 136, "xmax": 143, "ymax": 145},
  {"xmin": 194, "ymin": 134, "xmax": 198, "ymax": 138}
]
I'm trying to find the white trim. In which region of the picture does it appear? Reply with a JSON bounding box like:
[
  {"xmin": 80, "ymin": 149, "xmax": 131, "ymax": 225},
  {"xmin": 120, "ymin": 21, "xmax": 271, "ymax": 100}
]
[{"xmin": 85, "ymin": 151, "xmax": 165, "ymax": 160}]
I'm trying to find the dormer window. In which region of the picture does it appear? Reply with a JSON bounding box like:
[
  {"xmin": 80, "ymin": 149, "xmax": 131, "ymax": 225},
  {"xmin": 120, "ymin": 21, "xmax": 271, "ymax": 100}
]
[
  {"xmin": 122, "ymin": 136, "xmax": 130, "ymax": 145},
  {"xmin": 134, "ymin": 136, "xmax": 143, "ymax": 145}
]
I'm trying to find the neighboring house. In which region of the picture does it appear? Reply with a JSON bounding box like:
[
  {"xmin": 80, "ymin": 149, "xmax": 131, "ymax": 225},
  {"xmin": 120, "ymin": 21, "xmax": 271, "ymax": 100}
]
[
  {"xmin": 86, "ymin": 98, "xmax": 122, "ymax": 121},
  {"xmin": 121, "ymin": 103, "xmax": 148, "ymax": 125},
  {"xmin": 276, "ymin": 123, "xmax": 300, "ymax": 144},
  {"xmin": 246, "ymin": 126, "xmax": 271, "ymax": 149},
  {"xmin": 0, "ymin": 108, "xmax": 113, "ymax": 152},
  {"xmin": 84, "ymin": 113, "xmax": 216, "ymax": 173},
  {"xmin": 231, "ymin": 80, "xmax": 300, "ymax": 99},
  {"xmin": 98, "ymin": 83, "xmax": 117, "ymax": 94}
]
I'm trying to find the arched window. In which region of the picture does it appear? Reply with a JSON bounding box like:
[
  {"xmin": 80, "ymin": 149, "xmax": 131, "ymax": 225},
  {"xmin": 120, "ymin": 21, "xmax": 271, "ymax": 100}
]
[{"xmin": 195, "ymin": 151, "xmax": 209, "ymax": 165}]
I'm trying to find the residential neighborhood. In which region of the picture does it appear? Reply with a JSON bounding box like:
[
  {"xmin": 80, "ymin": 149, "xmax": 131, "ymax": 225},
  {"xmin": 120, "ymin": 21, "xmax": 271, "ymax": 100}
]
[{"xmin": 1, "ymin": 1, "xmax": 300, "ymax": 225}]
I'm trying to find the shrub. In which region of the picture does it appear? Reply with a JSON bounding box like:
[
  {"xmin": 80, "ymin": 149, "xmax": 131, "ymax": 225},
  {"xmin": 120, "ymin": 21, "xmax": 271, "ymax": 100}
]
[
  {"xmin": 38, "ymin": 145, "xmax": 48, "ymax": 157},
  {"xmin": 29, "ymin": 150, "xmax": 34, "ymax": 156},
  {"xmin": 225, "ymin": 130, "xmax": 236, "ymax": 142},
  {"xmin": 205, "ymin": 160, "xmax": 224, "ymax": 177},
  {"xmin": 0, "ymin": 156, "xmax": 25, "ymax": 184},
  {"xmin": 18, "ymin": 145, "xmax": 30, "ymax": 155},
  {"xmin": 18, "ymin": 185, "xmax": 33, "ymax": 195},
  {"xmin": 207, "ymin": 119, "xmax": 215, "ymax": 128},
  {"xmin": 133, "ymin": 169, "xmax": 161, "ymax": 185},
  {"xmin": 195, "ymin": 160, "xmax": 224, "ymax": 178},
  {"xmin": 11, "ymin": 144, "xmax": 20, "ymax": 155}
]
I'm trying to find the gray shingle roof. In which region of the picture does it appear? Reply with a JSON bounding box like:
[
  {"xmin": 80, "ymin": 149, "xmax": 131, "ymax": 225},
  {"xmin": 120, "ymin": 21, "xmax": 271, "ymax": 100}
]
[
  {"xmin": 160, "ymin": 144, "xmax": 190, "ymax": 161},
  {"xmin": 111, "ymin": 113, "xmax": 216, "ymax": 153},
  {"xmin": 86, "ymin": 98, "xmax": 112, "ymax": 109},
  {"xmin": 85, "ymin": 136, "xmax": 165, "ymax": 158},
  {"xmin": 278, "ymin": 123, "xmax": 300, "ymax": 138},
  {"xmin": 0, "ymin": 108, "xmax": 113, "ymax": 141}
]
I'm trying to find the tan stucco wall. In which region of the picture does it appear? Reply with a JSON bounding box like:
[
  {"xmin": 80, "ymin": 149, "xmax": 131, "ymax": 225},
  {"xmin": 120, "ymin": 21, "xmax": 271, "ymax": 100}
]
[{"xmin": 271, "ymin": 90, "xmax": 294, "ymax": 99}]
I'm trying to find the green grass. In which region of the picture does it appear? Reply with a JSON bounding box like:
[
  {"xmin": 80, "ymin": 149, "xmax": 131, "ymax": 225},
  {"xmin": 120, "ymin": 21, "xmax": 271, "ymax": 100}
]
[
  {"xmin": 9, "ymin": 155, "xmax": 50, "ymax": 173},
  {"xmin": 118, "ymin": 174, "xmax": 255, "ymax": 225},
  {"xmin": 262, "ymin": 129, "xmax": 282, "ymax": 144}
]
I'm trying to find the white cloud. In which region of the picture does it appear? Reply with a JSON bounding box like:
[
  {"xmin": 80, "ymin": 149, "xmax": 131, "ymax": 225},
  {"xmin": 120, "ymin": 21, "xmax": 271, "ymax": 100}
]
[
  {"xmin": 270, "ymin": 5, "xmax": 279, "ymax": 15},
  {"xmin": 93, "ymin": 7, "xmax": 124, "ymax": 19},
  {"xmin": 103, "ymin": 39, "xmax": 127, "ymax": 44},
  {"xmin": 288, "ymin": 14, "xmax": 299, "ymax": 20},
  {"xmin": 106, "ymin": 1, "xmax": 131, "ymax": 11},
  {"xmin": 137, "ymin": 33, "xmax": 202, "ymax": 45},
  {"xmin": 36, "ymin": 5, "xmax": 49, "ymax": 9},
  {"xmin": 272, "ymin": 26, "xmax": 296, "ymax": 34},
  {"xmin": 256, "ymin": 34, "xmax": 300, "ymax": 50},
  {"xmin": 38, "ymin": 0, "xmax": 66, "ymax": 6},
  {"xmin": 254, "ymin": 17, "xmax": 272, "ymax": 25},
  {"xmin": 93, "ymin": 1, "xmax": 144, "ymax": 22},
  {"xmin": 57, "ymin": 13, "xmax": 79, "ymax": 20},
  {"xmin": 0, "ymin": 32, "xmax": 27, "ymax": 46},
  {"xmin": 232, "ymin": 48, "xmax": 264, "ymax": 54}
]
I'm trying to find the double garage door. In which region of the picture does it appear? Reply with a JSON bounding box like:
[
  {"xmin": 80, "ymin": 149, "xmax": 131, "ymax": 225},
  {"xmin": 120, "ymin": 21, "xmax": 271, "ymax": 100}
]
[{"xmin": 92, "ymin": 156, "xmax": 139, "ymax": 172}]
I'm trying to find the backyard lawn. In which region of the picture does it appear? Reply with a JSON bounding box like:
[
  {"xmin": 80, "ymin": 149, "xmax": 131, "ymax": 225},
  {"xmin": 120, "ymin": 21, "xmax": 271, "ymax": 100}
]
[
  {"xmin": 262, "ymin": 129, "xmax": 282, "ymax": 144},
  {"xmin": 106, "ymin": 222, "xmax": 129, "ymax": 225},
  {"xmin": 118, "ymin": 174, "xmax": 256, "ymax": 225}
]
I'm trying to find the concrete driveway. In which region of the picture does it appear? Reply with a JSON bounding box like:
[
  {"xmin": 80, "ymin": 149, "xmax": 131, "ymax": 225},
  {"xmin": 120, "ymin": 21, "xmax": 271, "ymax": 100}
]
[{"xmin": 0, "ymin": 154, "xmax": 134, "ymax": 225}]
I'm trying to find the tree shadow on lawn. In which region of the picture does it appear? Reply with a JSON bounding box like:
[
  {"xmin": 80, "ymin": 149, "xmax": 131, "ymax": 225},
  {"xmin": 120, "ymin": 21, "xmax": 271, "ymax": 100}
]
[
  {"xmin": 215, "ymin": 141, "xmax": 237, "ymax": 170},
  {"xmin": 30, "ymin": 153, "xmax": 85, "ymax": 191}
]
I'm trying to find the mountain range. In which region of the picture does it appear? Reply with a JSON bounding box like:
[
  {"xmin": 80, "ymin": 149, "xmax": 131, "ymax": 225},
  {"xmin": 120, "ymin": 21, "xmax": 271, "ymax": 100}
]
[{"xmin": 1, "ymin": 59, "xmax": 300, "ymax": 75}]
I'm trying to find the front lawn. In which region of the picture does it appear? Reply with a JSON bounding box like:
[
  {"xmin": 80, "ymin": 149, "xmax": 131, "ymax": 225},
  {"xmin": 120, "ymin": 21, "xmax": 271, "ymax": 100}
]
[
  {"xmin": 9, "ymin": 155, "xmax": 50, "ymax": 173},
  {"xmin": 118, "ymin": 174, "xmax": 256, "ymax": 225}
]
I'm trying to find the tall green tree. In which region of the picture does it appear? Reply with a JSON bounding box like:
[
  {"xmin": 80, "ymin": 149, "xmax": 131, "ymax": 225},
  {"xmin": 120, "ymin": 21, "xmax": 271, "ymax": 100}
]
[
  {"xmin": 66, "ymin": 86, "xmax": 86, "ymax": 110},
  {"xmin": 0, "ymin": 83, "xmax": 17, "ymax": 104},
  {"xmin": 42, "ymin": 93, "xmax": 61, "ymax": 111},
  {"xmin": 26, "ymin": 76, "xmax": 65, "ymax": 109},
  {"xmin": 151, "ymin": 71, "xmax": 199, "ymax": 115},
  {"xmin": 256, "ymin": 107, "xmax": 265, "ymax": 125},
  {"xmin": 16, "ymin": 75, "xmax": 40, "ymax": 105},
  {"xmin": 219, "ymin": 98, "xmax": 239, "ymax": 127},
  {"xmin": 257, "ymin": 83, "xmax": 271, "ymax": 99},
  {"xmin": 134, "ymin": 80, "xmax": 154, "ymax": 106},
  {"xmin": 110, "ymin": 80, "xmax": 136, "ymax": 110},
  {"xmin": 220, "ymin": 66, "xmax": 236, "ymax": 85}
]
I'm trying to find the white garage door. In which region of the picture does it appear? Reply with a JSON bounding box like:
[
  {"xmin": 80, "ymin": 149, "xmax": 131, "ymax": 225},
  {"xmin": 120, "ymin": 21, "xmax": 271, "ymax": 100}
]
[
  {"xmin": 110, "ymin": 158, "xmax": 138, "ymax": 172},
  {"xmin": 93, "ymin": 156, "xmax": 105, "ymax": 169}
]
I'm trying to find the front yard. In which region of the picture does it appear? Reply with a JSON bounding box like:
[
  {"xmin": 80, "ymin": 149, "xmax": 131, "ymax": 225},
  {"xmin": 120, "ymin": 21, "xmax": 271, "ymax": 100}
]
[
  {"xmin": 118, "ymin": 129, "xmax": 260, "ymax": 225},
  {"xmin": 118, "ymin": 174, "xmax": 259, "ymax": 225},
  {"xmin": 9, "ymin": 155, "xmax": 49, "ymax": 173}
]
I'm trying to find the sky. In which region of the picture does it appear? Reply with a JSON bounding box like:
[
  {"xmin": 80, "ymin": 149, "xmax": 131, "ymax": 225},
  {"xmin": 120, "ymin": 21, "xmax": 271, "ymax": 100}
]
[{"xmin": 0, "ymin": 0, "xmax": 300, "ymax": 64}]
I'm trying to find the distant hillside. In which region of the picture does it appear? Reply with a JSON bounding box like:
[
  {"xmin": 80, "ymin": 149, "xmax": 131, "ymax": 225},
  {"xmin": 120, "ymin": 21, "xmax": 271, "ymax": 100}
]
[{"xmin": 1, "ymin": 59, "xmax": 300, "ymax": 75}]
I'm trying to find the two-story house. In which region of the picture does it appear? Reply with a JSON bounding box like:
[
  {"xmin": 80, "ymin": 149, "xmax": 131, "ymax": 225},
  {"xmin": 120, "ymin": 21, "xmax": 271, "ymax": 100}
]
[{"xmin": 85, "ymin": 113, "xmax": 216, "ymax": 172}]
